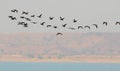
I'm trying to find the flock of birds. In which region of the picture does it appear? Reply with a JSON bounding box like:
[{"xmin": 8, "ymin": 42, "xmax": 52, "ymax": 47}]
[{"xmin": 8, "ymin": 9, "xmax": 120, "ymax": 35}]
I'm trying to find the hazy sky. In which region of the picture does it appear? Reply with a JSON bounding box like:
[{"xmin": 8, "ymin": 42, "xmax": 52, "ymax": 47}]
[{"xmin": 0, "ymin": 0, "xmax": 120, "ymax": 33}]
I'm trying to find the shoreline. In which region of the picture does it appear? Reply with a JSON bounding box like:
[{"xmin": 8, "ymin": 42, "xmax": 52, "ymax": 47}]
[{"xmin": 0, "ymin": 55, "xmax": 120, "ymax": 63}]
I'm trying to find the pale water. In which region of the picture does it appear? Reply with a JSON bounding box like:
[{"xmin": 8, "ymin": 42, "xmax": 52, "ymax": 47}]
[{"xmin": 0, "ymin": 62, "xmax": 120, "ymax": 71}]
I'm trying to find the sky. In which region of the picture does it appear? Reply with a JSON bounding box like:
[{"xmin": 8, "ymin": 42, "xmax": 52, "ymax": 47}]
[{"xmin": 0, "ymin": 0, "xmax": 120, "ymax": 33}]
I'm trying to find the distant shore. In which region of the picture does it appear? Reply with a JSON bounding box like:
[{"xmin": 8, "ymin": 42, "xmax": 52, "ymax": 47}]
[{"xmin": 0, "ymin": 55, "xmax": 120, "ymax": 63}]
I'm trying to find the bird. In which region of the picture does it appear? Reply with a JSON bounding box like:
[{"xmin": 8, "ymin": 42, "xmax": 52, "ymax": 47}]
[
  {"xmin": 103, "ymin": 22, "xmax": 108, "ymax": 26},
  {"xmin": 68, "ymin": 27, "xmax": 75, "ymax": 30},
  {"xmin": 84, "ymin": 26, "xmax": 90, "ymax": 29},
  {"xmin": 8, "ymin": 16, "xmax": 17, "ymax": 20},
  {"xmin": 53, "ymin": 26, "xmax": 57, "ymax": 28},
  {"xmin": 78, "ymin": 26, "xmax": 83, "ymax": 29},
  {"xmin": 60, "ymin": 16, "xmax": 65, "ymax": 21},
  {"xmin": 115, "ymin": 22, "xmax": 120, "ymax": 25},
  {"xmin": 18, "ymin": 22, "xmax": 25, "ymax": 25},
  {"xmin": 37, "ymin": 14, "xmax": 42, "ymax": 18},
  {"xmin": 93, "ymin": 24, "xmax": 98, "ymax": 28},
  {"xmin": 23, "ymin": 23, "xmax": 28, "ymax": 27},
  {"xmin": 62, "ymin": 24, "xmax": 67, "ymax": 27},
  {"xmin": 49, "ymin": 17, "xmax": 54, "ymax": 20},
  {"xmin": 73, "ymin": 19, "xmax": 77, "ymax": 23},
  {"xmin": 56, "ymin": 32, "xmax": 63, "ymax": 36},
  {"xmin": 47, "ymin": 25, "xmax": 52, "ymax": 28},
  {"xmin": 31, "ymin": 22, "xmax": 37, "ymax": 24},
  {"xmin": 22, "ymin": 11, "xmax": 29, "ymax": 15},
  {"xmin": 20, "ymin": 16, "xmax": 25, "ymax": 19},
  {"xmin": 31, "ymin": 15, "xmax": 35, "ymax": 17},
  {"xmin": 11, "ymin": 9, "xmax": 18, "ymax": 13},
  {"xmin": 40, "ymin": 22, "xmax": 45, "ymax": 25},
  {"xmin": 25, "ymin": 18, "xmax": 31, "ymax": 21}
]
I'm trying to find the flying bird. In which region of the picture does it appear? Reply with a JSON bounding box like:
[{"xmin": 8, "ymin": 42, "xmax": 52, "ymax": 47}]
[
  {"xmin": 23, "ymin": 23, "xmax": 28, "ymax": 27},
  {"xmin": 53, "ymin": 26, "xmax": 57, "ymax": 28},
  {"xmin": 84, "ymin": 26, "xmax": 91, "ymax": 29},
  {"xmin": 37, "ymin": 14, "xmax": 42, "ymax": 18},
  {"xmin": 20, "ymin": 16, "xmax": 25, "ymax": 19},
  {"xmin": 68, "ymin": 27, "xmax": 76, "ymax": 30},
  {"xmin": 31, "ymin": 22, "xmax": 37, "ymax": 24},
  {"xmin": 60, "ymin": 16, "xmax": 65, "ymax": 21},
  {"xmin": 73, "ymin": 19, "xmax": 77, "ymax": 23},
  {"xmin": 93, "ymin": 24, "xmax": 98, "ymax": 28},
  {"xmin": 8, "ymin": 16, "xmax": 17, "ymax": 20},
  {"xmin": 25, "ymin": 18, "xmax": 31, "ymax": 21},
  {"xmin": 40, "ymin": 22, "xmax": 45, "ymax": 25},
  {"xmin": 78, "ymin": 26, "xmax": 83, "ymax": 29},
  {"xmin": 18, "ymin": 22, "xmax": 25, "ymax": 25},
  {"xmin": 31, "ymin": 15, "xmax": 35, "ymax": 17},
  {"xmin": 11, "ymin": 9, "xmax": 18, "ymax": 13},
  {"xmin": 103, "ymin": 22, "xmax": 108, "ymax": 26},
  {"xmin": 56, "ymin": 32, "xmax": 63, "ymax": 36},
  {"xmin": 22, "ymin": 11, "xmax": 29, "ymax": 15},
  {"xmin": 62, "ymin": 24, "xmax": 67, "ymax": 27},
  {"xmin": 47, "ymin": 25, "xmax": 52, "ymax": 28},
  {"xmin": 49, "ymin": 17, "xmax": 54, "ymax": 20},
  {"xmin": 115, "ymin": 22, "xmax": 120, "ymax": 25}
]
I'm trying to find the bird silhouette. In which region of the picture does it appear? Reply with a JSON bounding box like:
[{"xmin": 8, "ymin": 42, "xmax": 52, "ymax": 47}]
[
  {"xmin": 31, "ymin": 22, "xmax": 37, "ymax": 24},
  {"xmin": 84, "ymin": 26, "xmax": 90, "ymax": 29},
  {"xmin": 18, "ymin": 22, "xmax": 25, "ymax": 25},
  {"xmin": 60, "ymin": 16, "xmax": 65, "ymax": 21},
  {"xmin": 38, "ymin": 14, "xmax": 42, "ymax": 18},
  {"xmin": 78, "ymin": 26, "xmax": 83, "ymax": 29},
  {"xmin": 93, "ymin": 24, "xmax": 98, "ymax": 28},
  {"xmin": 56, "ymin": 32, "xmax": 63, "ymax": 36},
  {"xmin": 53, "ymin": 26, "xmax": 57, "ymax": 28},
  {"xmin": 103, "ymin": 22, "xmax": 108, "ymax": 26},
  {"xmin": 47, "ymin": 25, "xmax": 52, "ymax": 28},
  {"xmin": 25, "ymin": 18, "xmax": 31, "ymax": 21},
  {"xmin": 116, "ymin": 22, "xmax": 120, "ymax": 25},
  {"xmin": 40, "ymin": 22, "xmax": 45, "ymax": 25},
  {"xmin": 69, "ymin": 27, "xmax": 75, "ymax": 30},
  {"xmin": 22, "ymin": 11, "xmax": 29, "ymax": 15},
  {"xmin": 62, "ymin": 24, "xmax": 67, "ymax": 27},
  {"xmin": 8, "ymin": 16, "xmax": 17, "ymax": 20},
  {"xmin": 11, "ymin": 9, "xmax": 18, "ymax": 13},
  {"xmin": 20, "ymin": 16, "xmax": 25, "ymax": 19},
  {"xmin": 31, "ymin": 15, "xmax": 35, "ymax": 17},
  {"xmin": 24, "ymin": 23, "xmax": 28, "ymax": 27},
  {"xmin": 73, "ymin": 19, "xmax": 77, "ymax": 23},
  {"xmin": 49, "ymin": 17, "xmax": 54, "ymax": 20}
]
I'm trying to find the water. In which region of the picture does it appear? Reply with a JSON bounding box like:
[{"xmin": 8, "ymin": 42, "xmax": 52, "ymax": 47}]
[{"xmin": 0, "ymin": 62, "xmax": 120, "ymax": 71}]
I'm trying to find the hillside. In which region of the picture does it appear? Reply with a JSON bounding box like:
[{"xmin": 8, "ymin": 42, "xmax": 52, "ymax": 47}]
[{"xmin": 0, "ymin": 32, "xmax": 120, "ymax": 63}]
